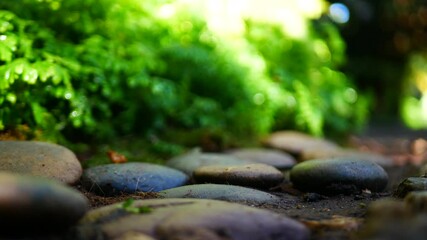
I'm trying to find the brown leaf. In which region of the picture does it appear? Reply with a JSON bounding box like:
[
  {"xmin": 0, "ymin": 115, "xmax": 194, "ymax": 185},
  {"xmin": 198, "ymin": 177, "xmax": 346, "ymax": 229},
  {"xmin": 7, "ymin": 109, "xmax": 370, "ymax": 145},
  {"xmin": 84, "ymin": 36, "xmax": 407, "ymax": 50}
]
[{"xmin": 107, "ymin": 150, "xmax": 127, "ymax": 164}]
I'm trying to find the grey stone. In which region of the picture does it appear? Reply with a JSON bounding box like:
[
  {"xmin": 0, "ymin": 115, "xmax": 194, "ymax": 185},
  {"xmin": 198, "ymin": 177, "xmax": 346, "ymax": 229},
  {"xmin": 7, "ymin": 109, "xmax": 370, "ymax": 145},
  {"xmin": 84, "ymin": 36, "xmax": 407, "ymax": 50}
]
[
  {"xmin": 159, "ymin": 184, "xmax": 280, "ymax": 205},
  {"xmin": 226, "ymin": 148, "xmax": 296, "ymax": 169},
  {"xmin": 262, "ymin": 131, "xmax": 339, "ymax": 155},
  {"xmin": 193, "ymin": 163, "xmax": 284, "ymax": 189},
  {"xmin": 0, "ymin": 141, "xmax": 82, "ymax": 184},
  {"xmin": 166, "ymin": 148, "xmax": 251, "ymax": 175},
  {"xmin": 0, "ymin": 172, "xmax": 89, "ymax": 234},
  {"xmin": 300, "ymin": 148, "xmax": 394, "ymax": 167},
  {"xmin": 74, "ymin": 198, "xmax": 310, "ymax": 240},
  {"xmin": 290, "ymin": 157, "xmax": 388, "ymax": 194},
  {"xmin": 81, "ymin": 162, "xmax": 188, "ymax": 196},
  {"xmin": 395, "ymin": 177, "xmax": 427, "ymax": 198}
]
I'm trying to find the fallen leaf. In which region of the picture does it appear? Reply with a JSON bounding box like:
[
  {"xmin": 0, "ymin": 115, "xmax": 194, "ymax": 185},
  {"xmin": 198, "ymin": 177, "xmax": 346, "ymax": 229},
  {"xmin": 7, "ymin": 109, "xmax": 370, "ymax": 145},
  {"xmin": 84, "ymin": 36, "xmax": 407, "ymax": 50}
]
[
  {"xmin": 302, "ymin": 215, "xmax": 363, "ymax": 231},
  {"xmin": 107, "ymin": 150, "xmax": 127, "ymax": 163}
]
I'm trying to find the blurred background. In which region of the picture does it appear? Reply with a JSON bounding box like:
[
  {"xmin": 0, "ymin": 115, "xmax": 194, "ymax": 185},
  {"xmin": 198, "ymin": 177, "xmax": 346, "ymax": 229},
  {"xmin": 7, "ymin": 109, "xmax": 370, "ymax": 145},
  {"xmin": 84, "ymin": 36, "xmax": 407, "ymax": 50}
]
[{"xmin": 1, "ymin": 0, "xmax": 427, "ymax": 152}]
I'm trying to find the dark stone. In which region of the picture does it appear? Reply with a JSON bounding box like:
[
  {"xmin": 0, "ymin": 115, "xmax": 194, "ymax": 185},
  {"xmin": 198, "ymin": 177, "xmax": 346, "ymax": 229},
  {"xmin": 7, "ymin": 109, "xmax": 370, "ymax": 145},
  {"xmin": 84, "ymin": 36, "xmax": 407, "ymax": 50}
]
[
  {"xmin": 0, "ymin": 172, "xmax": 89, "ymax": 236},
  {"xmin": 394, "ymin": 177, "xmax": 427, "ymax": 198},
  {"xmin": 81, "ymin": 162, "xmax": 188, "ymax": 196},
  {"xmin": 290, "ymin": 158, "xmax": 388, "ymax": 194}
]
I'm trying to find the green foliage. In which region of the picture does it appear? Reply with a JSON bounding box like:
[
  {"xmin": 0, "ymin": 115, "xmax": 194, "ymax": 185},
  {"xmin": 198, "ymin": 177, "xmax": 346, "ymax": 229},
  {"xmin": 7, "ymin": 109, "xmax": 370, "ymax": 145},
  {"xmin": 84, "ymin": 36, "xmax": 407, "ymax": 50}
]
[
  {"xmin": 0, "ymin": 0, "xmax": 370, "ymax": 144},
  {"xmin": 120, "ymin": 198, "xmax": 152, "ymax": 214}
]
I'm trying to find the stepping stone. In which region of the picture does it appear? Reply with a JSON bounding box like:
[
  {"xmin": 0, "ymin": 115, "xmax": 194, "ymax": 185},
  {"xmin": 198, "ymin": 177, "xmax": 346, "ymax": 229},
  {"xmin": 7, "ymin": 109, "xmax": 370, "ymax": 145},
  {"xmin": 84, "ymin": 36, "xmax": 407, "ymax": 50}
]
[
  {"xmin": 0, "ymin": 172, "xmax": 89, "ymax": 235},
  {"xmin": 405, "ymin": 191, "xmax": 427, "ymax": 213},
  {"xmin": 226, "ymin": 148, "xmax": 296, "ymax": 169},
  {"xmin": 394, "ymin": 177, "xmax": 427, "ymax": 198},
  {"xmin": 166, "ymin": 148, "xmax": 251, "ymax": 175},
  {"xmin": 81, "ymin": 162, "xmax": 188, "ymax": 196},
  {"xmin": 0, "ymin": 141, "xmax": 82, "ymax": 184},
  {"xmin": 193, "ymin": 163, "xmax": 284, "ymax": 189},
  {"xmin": 300, "ymin": 148, "xmax": 394, "ymax": 167},
  {"xmin": 74, "ymin": 198, "xmax": 310, "ymax": 240},
  {"xmin": 159, "ymin": 184, "xmax": 280, "ymax": 205},
  {"xmin": 290, "ymin": 157, "xmax": 388, "ymax": 194},
  {"xmin": 262, "ymin": 131, "xmax": 339, "ymax": 156}
]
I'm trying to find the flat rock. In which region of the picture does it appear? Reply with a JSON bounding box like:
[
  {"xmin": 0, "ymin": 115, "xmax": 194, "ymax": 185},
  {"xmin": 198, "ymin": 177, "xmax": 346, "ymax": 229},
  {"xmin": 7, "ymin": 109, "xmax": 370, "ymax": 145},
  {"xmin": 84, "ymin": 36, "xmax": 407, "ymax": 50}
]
[
  {"xmin": 166, "ymin": 148, "xmax": 251, "ymax": 175},
  {"xmin": 193, "ymin": 163, "xmax": 284, "ymax": 189},
  {"xmin": 262, "ymin": 131, "xmax": 339, "ymax": 156},
  {"xmin": 290, "ymin": 157, "xmax": 389, "ymax": 194},
  {"xmin": 226, "ymin": 148, "xmax": 296, "ymax": 169},
  {"xmin": 74, "ymin": 198, "xmax": 309, "ymax": 240},
  {"xmin": 159, "ymin": 184, "xmax": 280, "ymax": 205},
  {"xmin": 0, "ymin": 172, "xmax": 89, "ymax": 235},
  {"xmin": 394, "ymin": 177, "xmax": 427, "ymax": 198},
  {"xmin": 0, "ymin": 141, "xmax": 82, "ymax": 184},
  {"xmin": 81, "ymin": 162, "xmax": 188, "ymax": 196},
  {"xmin": 300, "ymin": 148, "xmax": 394, "ymax": 167}
]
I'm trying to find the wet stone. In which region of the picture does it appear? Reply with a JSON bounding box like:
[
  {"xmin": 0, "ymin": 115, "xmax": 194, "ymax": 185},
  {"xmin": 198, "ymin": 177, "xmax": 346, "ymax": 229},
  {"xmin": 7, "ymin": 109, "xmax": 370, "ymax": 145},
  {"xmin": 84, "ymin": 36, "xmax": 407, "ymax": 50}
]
[
  {"xmin": 166, "ymin": 148, "xmax": 251, "ymax": 176},
  {"xmin": 159, "ymin": 184, "xmax": 281, "ymax": 205},
  {"xmin": 74, "ymin": 198, "xmax": 310, "ymax": 240},
  {"xmin": 193, "ymin": 163, "xmax": 284, "ymax": 189},
  {"xmin": 0, "ymin": 172, "xmax": 89, "ymax": 236},
  {"xmin": 226, "ymin": 148, "xmax": 296, "ymax": 169},
  {"xmin": 81, "ymin": 162, "xmax": 188, "ymax": 196},
  {"xmin": 262, "ymin": 131, "xmax": 339, "ymax": 156},
  {"xmin": 394, "ymin": 177, "xmax": 427, "ymax": 198},
  {"xmin": 290, "ymin": 158, "xmax": 389, "ymax": 194},
  {"xmin": 0, "ymin": 141, "xmax": 82, "ymax": 184}
]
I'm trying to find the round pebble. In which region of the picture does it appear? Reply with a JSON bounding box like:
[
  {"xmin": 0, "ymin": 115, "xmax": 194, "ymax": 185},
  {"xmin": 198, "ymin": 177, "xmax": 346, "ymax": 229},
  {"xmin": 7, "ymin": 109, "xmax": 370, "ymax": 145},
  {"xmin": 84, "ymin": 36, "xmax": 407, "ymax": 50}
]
[
  {"xmin": 0, "ymin": 141, "xmax": 82, "ymax": 184},
  {"xmin": 394, "ymin": 177, "xmax": 427, "ymax": 198},
  {"xmin": 226, "ymin": 148, "xmax": 296, "ymax": 169},
  {"xmin": 300, "ymin": 148, "xmax": 393, "ymax": 167},
  {"xmin": 404, "ymin": 191, "xmax": 427, "ymax": 213},
  {"xmin": 193, "ymin": 163, "xmax": 284, "ymax": 188},
  {"xmin": 290, "ymin": 158, "xmax": 389, "ymax": 194},
  {"xmin": 262, "ymin": 131, "xmax": 339, "ymax": 155},
  {"xmin": 159, "ymin": 184, "xmax": 281, "ymax": 205},
  {"xmin": 81, "ymin": 162, "xmax": 188, "ymax": 196},
  {"xmin": 166, "ymin": 148, "xmax": 251, "ymax": 175},
  {"xmin": 74, "ymin": 198, "xmax": 310, "ymax": 240},
  {"xmin": 0, "ymin": 172, "xmax": 89, "ymax": 235}
]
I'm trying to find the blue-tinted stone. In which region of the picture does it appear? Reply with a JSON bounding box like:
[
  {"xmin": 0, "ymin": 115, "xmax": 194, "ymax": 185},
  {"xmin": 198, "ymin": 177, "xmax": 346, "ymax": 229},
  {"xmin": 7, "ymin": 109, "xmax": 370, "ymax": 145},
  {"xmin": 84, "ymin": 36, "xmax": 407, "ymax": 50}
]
[
  {"xmin": 82, "ymin": 162, "xmax": 188, "ymax": 196},
  {"xmin": 290, "ymin": 158, "xmax": 388, "ymax": 194}
]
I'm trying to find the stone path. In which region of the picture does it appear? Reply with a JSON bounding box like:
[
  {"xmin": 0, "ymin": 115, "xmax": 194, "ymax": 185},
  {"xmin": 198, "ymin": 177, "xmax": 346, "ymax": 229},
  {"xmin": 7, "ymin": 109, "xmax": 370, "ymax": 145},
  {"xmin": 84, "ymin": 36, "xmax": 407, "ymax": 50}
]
[{"xmin": 1, "ymin": 130, "xmax": 427, "ymax": 239}]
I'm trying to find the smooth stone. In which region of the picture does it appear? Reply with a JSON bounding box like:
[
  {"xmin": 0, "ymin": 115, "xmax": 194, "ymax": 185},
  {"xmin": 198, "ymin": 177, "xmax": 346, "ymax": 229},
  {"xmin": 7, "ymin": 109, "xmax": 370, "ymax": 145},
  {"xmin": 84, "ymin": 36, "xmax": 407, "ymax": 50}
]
[
  {"xmin": 74, "ymin": 198, "xmax": 310, "ymax": 240},
  {"xmin": 394, "ymin": 177, "xmax": 427, "ymax": 198},
  {"xmin": 166, "ymin": 148, "xmax": 251, "ymax": 175},
  {"xmin": 0, "ymin": 172, "xmax": 89, "ymax": 235},
  {"xmin": 226, "ymin": 148, "xmax": 296, "ymax": 169},
  {"xmin": 193, "ymin": 163, "xmax": 284, "ymax": 188},
  {"xmin": 262, "ymin": 131, "xmax": 339, "ymax": 155},
  {"xmin": 159, "ymin": 184, "xmax": 280, "ymax": 205},
  {"xmin": 300, "ymin": 148, "xmax": 394, "ymax": 167},
  {"xmin": 405, "ymin": 191, "xmax": 427, "ymax": 213},
  {"xmin": 81, "ymin": 162, "xmax": 188, "ymax": 196},
  {"xmin": 0, "ymin": 141, "xmax": 82, "ymax": 184},
  {"xmin": 290, "ymin": 158, "xmax": 389, "ymax": 194}
]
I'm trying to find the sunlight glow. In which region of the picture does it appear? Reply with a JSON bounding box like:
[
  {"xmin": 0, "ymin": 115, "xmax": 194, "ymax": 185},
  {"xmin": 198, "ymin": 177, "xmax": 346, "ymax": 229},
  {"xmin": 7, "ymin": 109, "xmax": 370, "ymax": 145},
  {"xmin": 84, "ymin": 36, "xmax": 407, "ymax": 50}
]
[{"xmin": 164, "ymin": 0, "xmax": 326, "ymax": 39}]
